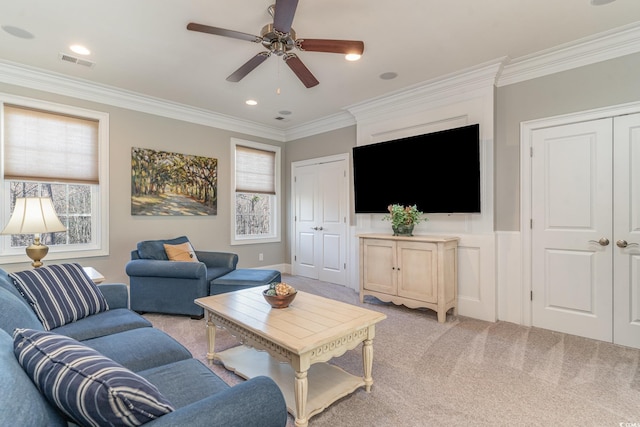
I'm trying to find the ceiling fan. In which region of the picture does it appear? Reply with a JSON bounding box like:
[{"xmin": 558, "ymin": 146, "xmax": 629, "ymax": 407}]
[{"xmin": 187, "ymin": 0, "xmax": 364, "ymax": 88}]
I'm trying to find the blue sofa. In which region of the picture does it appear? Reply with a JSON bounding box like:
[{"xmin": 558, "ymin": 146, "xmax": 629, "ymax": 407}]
[
  {"xmin": 0, "ymin": 265, "xmax": 287, "ymax": 427},
  {"xmin": 126, "ymin": 236, "xmax": 281, "ymax": 318}
]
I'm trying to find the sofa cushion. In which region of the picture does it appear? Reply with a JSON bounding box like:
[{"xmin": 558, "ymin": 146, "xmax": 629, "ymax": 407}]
[
  {"xmin": 137, "ymin": 236, "xmax": 189, "ymax": 260},
  {"xmin": 9, "ymin": 263, "xmax": 109, "ymax": 331},
  {"xmin": 82, "ymin": 327, "xmax": 193, "ymax": 372},
  {"xmin": 164, "ymin": 242, "xmax": 199, "ymax": 262},
  {"xmin": 138, "ymin": 358, "xmax": 230, "ymax": 409},
  {"xmin": 13, "ymin": 328, "xmax": 174, "ymax": 427},
  {"xmin": 52, "ymin": 308, "xmax": 152, "ymax": 341},
  {"xmin": 0, "ymin": 329, "xmax": 66, "ymax": 427}
]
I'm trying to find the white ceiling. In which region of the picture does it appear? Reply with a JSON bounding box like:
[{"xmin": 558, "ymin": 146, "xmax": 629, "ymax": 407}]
[{"xmin": 1, "ymin": 0, "xmax": 640, "ymax": 133}]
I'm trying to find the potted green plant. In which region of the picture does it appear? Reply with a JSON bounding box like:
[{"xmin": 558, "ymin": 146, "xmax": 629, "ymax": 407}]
[{"xmin": 382, "ymin": 204, "xmax": 427, "ymax": 236}]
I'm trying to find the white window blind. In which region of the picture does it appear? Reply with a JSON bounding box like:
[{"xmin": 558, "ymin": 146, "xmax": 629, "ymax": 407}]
[
  {"xmin": 3, "ymin": 104, "xmax": 99, "ymax": 184},
  {"xmin": 235, "ymin": 145, "xmax": 275, "ymax": 194}
]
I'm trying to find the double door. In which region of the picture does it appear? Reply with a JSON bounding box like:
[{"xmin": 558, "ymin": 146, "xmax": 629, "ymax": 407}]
[
  {"xmin": 292, "ymin": 155, "xmax": 348, "ymax": 285},
  {"xmin": 531, "ymin": 112, "xmax": 640, "ymax": 348}
]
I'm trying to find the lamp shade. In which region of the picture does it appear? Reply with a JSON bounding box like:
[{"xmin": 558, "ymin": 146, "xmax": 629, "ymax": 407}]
[{"xmin": 1, "ymin": 197, "xmax": 67, "ymax": 235}]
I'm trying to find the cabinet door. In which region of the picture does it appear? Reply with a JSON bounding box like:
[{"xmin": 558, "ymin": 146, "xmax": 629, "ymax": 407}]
[
  {"xmin": 397, "ymin": 241, "xmax": 437, "ymax": 303},
  {"xmin": 362, "ymin": 239, "xmax": 396, "ymax": 295}
]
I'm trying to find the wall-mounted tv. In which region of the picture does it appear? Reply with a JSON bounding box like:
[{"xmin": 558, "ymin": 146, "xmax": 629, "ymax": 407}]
[{"xmin": 352, "ymin": 124, "xmax": 481, "ymax": 214}]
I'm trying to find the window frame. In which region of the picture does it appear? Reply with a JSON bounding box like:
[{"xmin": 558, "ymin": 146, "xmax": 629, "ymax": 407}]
[
  {"xmin": 230, "ymin": 138, "xmax": 281, "ymax": 245},
  {"xmin": 0, "ymin": 93, "xmax": 109, "ymax": 264}
]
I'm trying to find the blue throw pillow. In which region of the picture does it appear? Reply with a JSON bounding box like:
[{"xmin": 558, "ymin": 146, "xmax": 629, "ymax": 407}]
[
  {"xmin": 13, "ymin": 328, "xmax": 174, "ymax": 427},
  {"xmin": 9, "ymin": 263, "xmax": 109, "ymax": 330}
]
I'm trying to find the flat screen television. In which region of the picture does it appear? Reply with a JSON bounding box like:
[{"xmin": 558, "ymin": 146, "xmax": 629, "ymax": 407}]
[{"xmin": 352, "ymin": 123, "xmax": 481, "ymax": 214}]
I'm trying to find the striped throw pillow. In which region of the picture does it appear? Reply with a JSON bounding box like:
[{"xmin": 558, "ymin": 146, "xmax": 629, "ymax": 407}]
[
  {"xmin": 13, "ymin": 328, "xmax": 174, "ymax": 427},
  {"xmin": 9, "ymin": 263, "xmax": 109, "ymax": 330}
]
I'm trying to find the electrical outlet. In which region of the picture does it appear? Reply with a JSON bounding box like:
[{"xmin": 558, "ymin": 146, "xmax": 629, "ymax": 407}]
[{"xmin": 259, "ymin": 253, "xmax": 264, "ymax": 261}]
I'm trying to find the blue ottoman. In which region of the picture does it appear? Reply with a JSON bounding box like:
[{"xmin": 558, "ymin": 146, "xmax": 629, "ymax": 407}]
[{"xmin": 209, "ymin": 269, "xmax": 281, "ymax": 295}]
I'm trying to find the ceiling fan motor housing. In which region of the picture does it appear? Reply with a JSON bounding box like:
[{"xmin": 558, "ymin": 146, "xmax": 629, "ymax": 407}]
[{"xmin": 261, "ymin": 24, "xmax": 296, "ymax": 55}]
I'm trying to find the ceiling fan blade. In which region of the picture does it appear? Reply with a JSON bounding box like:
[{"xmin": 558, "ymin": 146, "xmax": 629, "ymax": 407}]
[
  {"xmin": 297, "ymin": 39, "xmax": 365, "ymax": 55},
  {"xmin": 226, "ymin": 52, "xmax": 271, "ymax": 82},
  {"xmin": 283, "ymin": 53, "xmax": 319, "ymax": 88},
  {"xmin": 187, "ymin": 22, "xmax": 262, "ymax": 43},
  {"xmin": 273, "ymin": 0, "xmax": 298, "ymax": 34}
]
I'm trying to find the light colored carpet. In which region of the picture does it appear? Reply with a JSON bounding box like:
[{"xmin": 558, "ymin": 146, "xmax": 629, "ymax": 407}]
[{"xmin": 145, "ymin": 274, "xmax": 640, "ymax": 426}]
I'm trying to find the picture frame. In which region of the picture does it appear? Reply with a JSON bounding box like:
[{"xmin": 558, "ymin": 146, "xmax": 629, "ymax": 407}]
[{"xmin": 131, "ymin": 147, "xmax": 217, "ymax": 216}]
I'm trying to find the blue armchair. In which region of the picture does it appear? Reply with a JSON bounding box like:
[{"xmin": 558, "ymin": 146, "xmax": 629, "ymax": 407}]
[{"xmin": 125, "ymin": 236, "xmax": 238, "ymax": 318}]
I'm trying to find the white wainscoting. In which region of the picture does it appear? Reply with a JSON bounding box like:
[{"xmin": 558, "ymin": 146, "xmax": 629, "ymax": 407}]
[
  {"xmin": 496, "ymin": 231, "xmax": 523, "ymax": 325},
  {"xmin": 455, "ymin": 233, "xmax": 496, "ymax": 322}
]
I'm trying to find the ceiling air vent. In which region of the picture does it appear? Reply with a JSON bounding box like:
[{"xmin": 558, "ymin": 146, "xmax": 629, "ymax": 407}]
[{"xmin": 58, "ymin": 53, "xmax": 95, "ymax": 68}]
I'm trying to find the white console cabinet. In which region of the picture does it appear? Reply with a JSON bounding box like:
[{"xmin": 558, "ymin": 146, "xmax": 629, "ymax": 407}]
[{"xmin": 358, "ymin": 234, "xmax": 459, "ymax": 322}]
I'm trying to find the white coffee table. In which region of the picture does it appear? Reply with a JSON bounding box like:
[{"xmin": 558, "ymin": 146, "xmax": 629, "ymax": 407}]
[{"xmin": 195, "ymin": 287, "xmax": 386, "ymax": 427}]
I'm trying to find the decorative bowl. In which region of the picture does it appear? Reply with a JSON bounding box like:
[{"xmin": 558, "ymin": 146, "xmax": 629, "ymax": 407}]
[{"xmin": 262, "ymin": 290, "xmax": 297, "ymax": 309}]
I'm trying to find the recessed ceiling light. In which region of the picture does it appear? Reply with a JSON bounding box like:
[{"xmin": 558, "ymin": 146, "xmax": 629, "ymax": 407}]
[
  {"xmin": 590, "ymin": 0, "xmax": 616, "ymax": 5},
  {"xmin": 379, "ymin": 72, "xmax": 398, "ymax": 80},
  {"xmin": 345, "ymin": 53, "xmax": 361, "ymax": 61},
  {"xmin": 278, "ymin": 110, "xmax": 292, "ymax": 115},
  {"xmin": 245, "ymin": 99, "xmax": 258, "ymax": 106},
  {"xmin": 70, "ymin": 44, "xmax": 91, "ymax": 55},
  {"xmin": 1, "ymin": 25, "xmax": 34, "ymax": 39}
]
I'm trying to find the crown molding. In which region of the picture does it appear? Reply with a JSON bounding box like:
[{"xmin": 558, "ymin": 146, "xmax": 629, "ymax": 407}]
[
  {"xmin": 283, "ymin": 111, "xmax": 355, "ymax": 141},
  {"xmin": 498, "ymin": 21, "xmax": 640, "ymax": 87},
  {"xmin": 346, "ymin": 59, "xmax": 504, "ymax": 124},
  {"xmin": 0, "ymin": 59, "xmax": 287, "ymax": 142}
]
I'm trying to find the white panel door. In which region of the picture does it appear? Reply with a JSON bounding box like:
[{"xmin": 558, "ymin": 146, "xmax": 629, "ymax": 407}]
[
  {"xmin": 293, "ymin": 157, "xmax": 347, "ymax": 285},
  {"xmin": 294, "ymin": 166, "xmax": 319, "ymax": 279},
  {"xmin": 613, "ymin": 113, "xmax": 640, "ymax": 348},
  {"xmin": 531, "ymin": 119, "xmax": 613, "ymax": 342}
]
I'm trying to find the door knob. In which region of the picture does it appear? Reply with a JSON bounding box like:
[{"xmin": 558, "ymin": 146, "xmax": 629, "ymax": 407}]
[
  {"xmin": 311, "ymin": 227, "xmax": 318, "ymax": 230},
  {"xmin": 616, "ymin": 240, "xmax": 639, "ymax": 248},
  {"xmin": 588, "ymin": 238, "xmax": 610, "ymax": 246}
]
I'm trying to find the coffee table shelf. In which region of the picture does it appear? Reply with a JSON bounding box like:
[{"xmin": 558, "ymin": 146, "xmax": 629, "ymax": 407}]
[{"xmin": 216, "ymin": 345, "xmax": 365, "ymax": 420}]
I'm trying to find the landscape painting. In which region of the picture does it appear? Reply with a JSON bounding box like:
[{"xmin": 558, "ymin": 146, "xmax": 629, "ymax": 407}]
[{"xmin": 131, "ymin": 147, "xmax": 217, "ymax": 216}]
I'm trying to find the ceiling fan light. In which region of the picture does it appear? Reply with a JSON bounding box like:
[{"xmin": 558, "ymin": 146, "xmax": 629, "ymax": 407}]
[{"xmin": 345, "ymin": 53, "xmax": 361, "ymax": 61}]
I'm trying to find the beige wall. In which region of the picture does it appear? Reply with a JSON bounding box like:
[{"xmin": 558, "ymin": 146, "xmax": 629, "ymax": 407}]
[
  {"xmin": 0, "ymin": 83, "xmax": 286, "ymax": 283},
  {"xmin": 495, "ymin": 52, "xmax": 640, "ymax": 231}
]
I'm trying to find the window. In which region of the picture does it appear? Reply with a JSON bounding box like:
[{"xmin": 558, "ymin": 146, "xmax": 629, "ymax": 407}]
[
  {"xmin": 230, "ymin": 138, "xmax": 280, "ymax": 245},
  {"xmin": 0, "ymin": 94, "xmax": 109, "ymax": 263}
]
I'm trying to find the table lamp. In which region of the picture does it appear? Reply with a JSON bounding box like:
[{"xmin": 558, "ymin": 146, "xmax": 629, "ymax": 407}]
[{"xmin": 1, "ymin": 197, "xmax": 67, "ymax": 268}]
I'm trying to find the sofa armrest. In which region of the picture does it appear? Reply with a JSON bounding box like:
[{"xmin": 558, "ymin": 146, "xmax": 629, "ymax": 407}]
[
  {"xmin": 145, "ymin": 376, "xmax": 287, "ymax": 427},
  {"xmin": 97, "ymin": 283, "xmax": 129, "ymax": 309},
  {"xmin": 195, "ymin": 251, "xmax": 238, "ymax": 270},
  {"xmin": 125, "ymin": 259, "xmax": 207, "ymax": 279}
]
